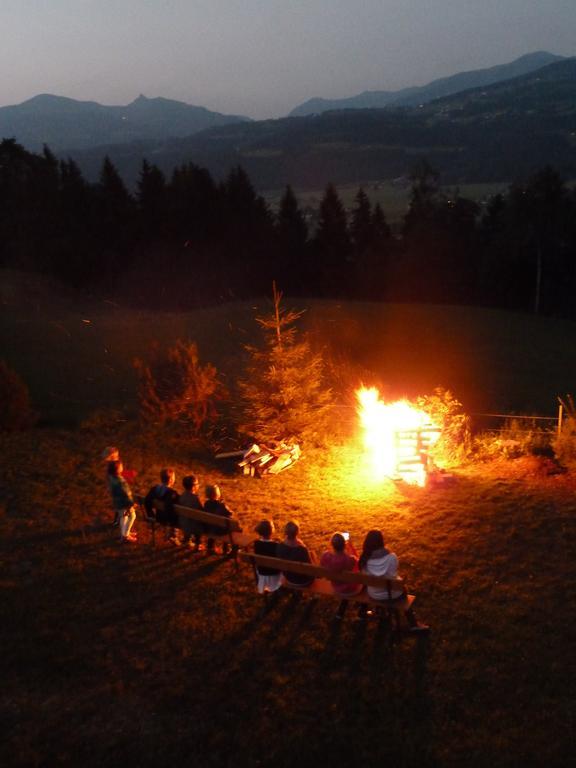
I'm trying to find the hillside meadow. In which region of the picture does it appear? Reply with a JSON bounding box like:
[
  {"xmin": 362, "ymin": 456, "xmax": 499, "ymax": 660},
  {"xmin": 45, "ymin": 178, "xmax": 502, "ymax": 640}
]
[{"xmin": 1, "ymin": 270, "xmax": 576, "ymax": 766}]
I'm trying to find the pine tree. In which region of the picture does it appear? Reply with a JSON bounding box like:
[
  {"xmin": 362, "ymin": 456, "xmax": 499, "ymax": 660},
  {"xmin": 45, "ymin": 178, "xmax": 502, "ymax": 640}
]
[
  {"xmin": 349, "ymin": 187, "xmax": 373, "ymax": 256},
  {"xmin": 314, "ymin": 183, "xmax": 351, "ymax": 296},
  {"xmin": 275, "ymin": 185, "xmax": 309, "ymax": 295},
  {"xmin": 240, "ymin": 283, "xmax": 333, "ymax": 445},
  {"xmin": 136, "ymin": 159, "xmax": 166, "ymax": 239}
]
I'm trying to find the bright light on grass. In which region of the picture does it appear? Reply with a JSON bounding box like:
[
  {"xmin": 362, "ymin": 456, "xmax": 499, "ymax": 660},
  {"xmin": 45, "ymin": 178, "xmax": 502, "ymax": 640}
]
[{"xmin": 356, "ymin": 386, "xmax": 440, "ymax": 486}]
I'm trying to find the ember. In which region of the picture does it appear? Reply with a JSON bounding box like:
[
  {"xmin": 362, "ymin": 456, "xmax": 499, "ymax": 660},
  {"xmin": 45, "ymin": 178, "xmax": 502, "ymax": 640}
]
[{"xmin": 356, "ymin": 386, "xmax": 441, "ymax": 486}]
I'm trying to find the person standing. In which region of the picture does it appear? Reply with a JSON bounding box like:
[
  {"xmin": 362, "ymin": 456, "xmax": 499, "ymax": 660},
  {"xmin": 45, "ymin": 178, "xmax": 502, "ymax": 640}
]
[{"xmin": 107, "ymin": 460, "xmax": 137, "ymax": 543}]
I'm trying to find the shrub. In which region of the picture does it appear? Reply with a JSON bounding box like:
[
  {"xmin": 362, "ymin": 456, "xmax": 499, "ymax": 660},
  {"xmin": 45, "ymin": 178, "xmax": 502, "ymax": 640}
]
[
  {"xmin": 133, "ymin": 340, "xmax": 225, "ymax": 434},
  {"xmin": 417, "ymin": 387, "xmax": 471, "ymax": 463},
  {"xmin": 0, "ymin": 360, "xmax": 36, "ymax": 431}
]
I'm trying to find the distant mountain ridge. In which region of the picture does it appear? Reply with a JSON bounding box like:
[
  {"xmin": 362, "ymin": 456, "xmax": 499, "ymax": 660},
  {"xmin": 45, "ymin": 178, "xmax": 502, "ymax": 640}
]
[
  {"xmin": 65, "ymin": 56, "xmax": 576, "ymax": 190},
  {"xmin": 289, "ymin": 51, "xmax": 565, "ymax": 116},
  {"xmin": 0, "ymin": 93, "xmax": 250, "ymax": 151}
]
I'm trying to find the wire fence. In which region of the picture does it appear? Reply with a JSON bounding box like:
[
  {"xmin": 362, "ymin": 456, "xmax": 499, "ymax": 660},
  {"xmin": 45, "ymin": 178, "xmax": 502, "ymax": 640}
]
[{"xmin": 469, "ymin": 411, "xmax": 562, "ymax": 436}]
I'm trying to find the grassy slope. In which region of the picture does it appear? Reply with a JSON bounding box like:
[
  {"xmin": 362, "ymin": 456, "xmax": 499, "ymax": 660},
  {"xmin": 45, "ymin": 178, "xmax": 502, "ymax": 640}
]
[
  {"xmin": 1, "ymin": 270, "xmax": 576, "ymax": 766},
  {"xmin": 2, "ymin": 269, "xmax": 576, "ymax": 424},
  {"xmin": 1, "ymin": 428, "xmax": 575, "ymax": 768}
]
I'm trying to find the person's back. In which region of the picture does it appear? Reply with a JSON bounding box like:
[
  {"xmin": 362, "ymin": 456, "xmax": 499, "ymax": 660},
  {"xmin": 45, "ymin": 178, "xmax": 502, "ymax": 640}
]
[
  {"xmin": 277, "ymin": 520, "xmax": 314, "ymax": 587},
  {"xmin": 204, "ymin": 484, "xmax": 232, "ymax": 518},
  {"xmin": 144, "ymin": 468, "xmax": 179, "ymax": 526},
  {"xmin": 179, "ymin": 475, "xmax": 204, "ymax": 549},
  {"xmin": 204, "ymin": 484, "xmax": 233, "ymax": 555},
  {"xmin": 359, "ymin": 529, "xmax": 403, "ymax": 600},
  {"xmin": 253, "ymin": 520, "xmax": 282, "ymax": 593},
  {"xmin": 320, "ymin": 532, "xmax": 362, "ymax": 595}
]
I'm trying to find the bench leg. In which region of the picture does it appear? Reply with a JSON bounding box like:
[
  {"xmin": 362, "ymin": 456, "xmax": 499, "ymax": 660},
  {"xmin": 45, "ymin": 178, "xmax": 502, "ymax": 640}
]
[
  {"xmin": 404, "ymin": 607, "xmax": 430, "ymax": 634},
  {"xmin": 335, "ymin": 600, "xmax": 348, "ymax": 620}
]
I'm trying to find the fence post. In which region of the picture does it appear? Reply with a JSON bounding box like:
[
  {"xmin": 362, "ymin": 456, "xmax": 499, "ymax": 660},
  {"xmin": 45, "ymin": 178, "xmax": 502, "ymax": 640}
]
[{"xmin": 557, "ymin": 402, "xmax": 563, "ymax": 437}]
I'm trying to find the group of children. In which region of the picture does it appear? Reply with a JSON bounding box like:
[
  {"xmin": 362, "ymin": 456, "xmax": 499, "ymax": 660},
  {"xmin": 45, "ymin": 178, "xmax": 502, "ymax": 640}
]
[
  {"xmin": 103, "ymin": 446, "xmax": 425, "ymax": 626},
  {"xmin": 104, "ymin": 446, "xmax": 232, "ymax": 551},
  {"xmin": 254, "ymin": 519, "xmax": 407, "ymax": 618}
]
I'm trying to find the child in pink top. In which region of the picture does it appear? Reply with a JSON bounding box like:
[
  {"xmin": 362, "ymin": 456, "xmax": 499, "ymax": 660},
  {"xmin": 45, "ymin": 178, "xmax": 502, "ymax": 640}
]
[{"xmin": 320, "ymin": 532, "xmax": 363, "ymax": 595}]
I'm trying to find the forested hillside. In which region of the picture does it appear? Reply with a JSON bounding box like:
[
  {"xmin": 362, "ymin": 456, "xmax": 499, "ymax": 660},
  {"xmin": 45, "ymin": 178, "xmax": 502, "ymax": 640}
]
[{"xmin": 1, "ymin": 139, "xmax": 575, "ymax": 323}]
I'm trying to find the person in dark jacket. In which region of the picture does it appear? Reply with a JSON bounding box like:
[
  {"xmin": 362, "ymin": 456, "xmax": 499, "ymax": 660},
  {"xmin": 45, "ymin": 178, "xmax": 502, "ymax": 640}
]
[
  {"xmin": 108, "ymin": 460, "xmax": 137, "ymax": 543},
  {"xmin": 253, "ymin": 519, "xmax": 282, "ymax": 593},
  {"xmin": 179, "ymin": 474, "xmax": 204, "ymax": 550},
  {"xmin": 204, "ymin": 484, "xmax": 233, "ymax": 555},
  {"xmin": 277, "ymin": 520, "xmax": 315, "ymax": 587},
  {"xmin": 144, "ymin": 468, "xmax": 179, "ymax": 540}
]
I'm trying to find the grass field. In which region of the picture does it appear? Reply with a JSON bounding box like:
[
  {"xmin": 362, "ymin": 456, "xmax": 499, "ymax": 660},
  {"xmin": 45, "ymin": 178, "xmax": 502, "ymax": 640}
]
[
  {"xmin": 2, "ymin": 269, "xmax": 576, "ymax": 426},
  {"xmin": 1, "ymin": 270, "xmax": 576, "ymax": 766},
  {"xmin": 1, "ymin": 427, "xmax": 576, "ymax": 767}
]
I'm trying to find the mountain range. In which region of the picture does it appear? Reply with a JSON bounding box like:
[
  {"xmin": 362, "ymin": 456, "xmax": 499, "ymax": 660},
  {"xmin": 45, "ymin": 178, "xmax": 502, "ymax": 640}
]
[
  {"xmin": 0, "ymin": 93, "xmax": 249, "ymax": 151},
  {"xmin": 63, "ymin": 56, "xmax": 576, "ymax": 190},
  {"xmin": 288, "ymin": 50, "xmax": 564, "ymax": 116},
  {"xmin": 1, "ymin": 51, "xmax": 574, "ymax": 190}
]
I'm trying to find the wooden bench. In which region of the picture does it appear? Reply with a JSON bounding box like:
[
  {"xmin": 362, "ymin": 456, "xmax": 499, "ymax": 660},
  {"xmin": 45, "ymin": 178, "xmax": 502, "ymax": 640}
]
[
  {"xmin": 135, "ymin": 496, "xmax": 255, "ymax": 561},
  {"xmin": 240, "ymin": 552, "xmax": 428, "ymax": 633}
]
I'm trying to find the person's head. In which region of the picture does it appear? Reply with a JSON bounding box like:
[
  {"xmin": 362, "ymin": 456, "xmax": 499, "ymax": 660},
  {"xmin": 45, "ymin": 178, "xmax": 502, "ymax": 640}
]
[
  {"xmin": 359, "ymin": 529, "xmax": 385, "ymax": 568},
  {"xmin": 205, "ymin": 483, "xmax": 221, "ymax": 501},
  {"xmin": 160, "ymin": 468, "xmax": 175, "ymax": 487},
  {"xmin": 102, "ymin": 446, "xmax": 119, "ymax": 462},
  {"xmin": 183, "ymin": 474, "xmax": 199, "ymax": 492},
  {"xmin": 331, "ymin": 532, "xmax": 346, "ymax": 553},
  {"xmin": 255, "ymin": 519, "xmax": 274, "ymax": 539},
  {"xmin": 107, "ymin": 460, "xmax": 123, "ymax": 477},
  {"xmin": 284, "ymin": 520, "xmax": 300, "ymax": 541}
]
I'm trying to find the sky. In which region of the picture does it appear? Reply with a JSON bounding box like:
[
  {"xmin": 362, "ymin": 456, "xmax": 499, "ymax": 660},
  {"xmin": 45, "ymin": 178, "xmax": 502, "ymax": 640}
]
[{"xmin": 3, "ymin": 0, "xmax": 575, "ymax": 119}]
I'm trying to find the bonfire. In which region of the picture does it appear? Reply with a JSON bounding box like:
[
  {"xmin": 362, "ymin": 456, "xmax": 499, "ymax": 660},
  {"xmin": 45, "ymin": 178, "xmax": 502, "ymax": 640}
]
[{"xmin": 356, "ymin": 386, "xmax": 441, "ymax": 486}]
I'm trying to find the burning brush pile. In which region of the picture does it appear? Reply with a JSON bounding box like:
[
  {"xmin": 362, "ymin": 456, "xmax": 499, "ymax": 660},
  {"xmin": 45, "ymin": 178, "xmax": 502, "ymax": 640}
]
[{"xmin": 356, "ymin": 386, "xmax": 451, "ymax": 487}]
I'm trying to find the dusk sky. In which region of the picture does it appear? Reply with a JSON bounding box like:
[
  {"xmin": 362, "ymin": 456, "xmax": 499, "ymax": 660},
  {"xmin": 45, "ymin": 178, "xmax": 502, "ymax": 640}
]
[{"xmin": 4, "ymin": 0, "xmax": 575, "ymax": 119}]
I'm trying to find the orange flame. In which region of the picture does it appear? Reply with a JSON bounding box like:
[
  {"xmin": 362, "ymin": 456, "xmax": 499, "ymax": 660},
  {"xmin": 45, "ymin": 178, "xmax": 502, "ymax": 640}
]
[{"xmin": 356, "ymin": 386, "xmax": 440, "ymax": 487}]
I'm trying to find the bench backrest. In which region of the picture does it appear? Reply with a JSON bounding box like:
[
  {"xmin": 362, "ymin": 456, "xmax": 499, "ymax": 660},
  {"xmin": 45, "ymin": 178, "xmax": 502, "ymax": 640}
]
[
  {"xmin": 240, "ymin": 552, "xmax": 406, "ymax": 592},
  {"xmin": 138, "ymin": 496, "xmax": 242, "ymax": 532}
]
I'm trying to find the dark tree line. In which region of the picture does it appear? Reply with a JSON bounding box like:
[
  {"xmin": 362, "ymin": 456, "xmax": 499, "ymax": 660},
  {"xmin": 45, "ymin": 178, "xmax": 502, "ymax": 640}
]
[{"xmin": 1, "ymin": 138, "xmax": 576, "ymax": 317}]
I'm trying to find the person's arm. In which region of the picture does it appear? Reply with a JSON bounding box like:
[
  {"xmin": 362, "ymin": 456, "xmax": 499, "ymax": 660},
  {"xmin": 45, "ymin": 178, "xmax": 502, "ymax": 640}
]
[
  {"xmin": 305, "ymin": 545, "xmax": 317, "ymax": 564},
  {"xmin": 118, "ymin": 477, "xmax": 133, "ymax": 508},
  {"xmin": 346, "ymin": 537, "xmax": 359, "ymax": 558},
  {"xmin": 221, "ymin": 501, "xmax": 233, "ymax": 518}
]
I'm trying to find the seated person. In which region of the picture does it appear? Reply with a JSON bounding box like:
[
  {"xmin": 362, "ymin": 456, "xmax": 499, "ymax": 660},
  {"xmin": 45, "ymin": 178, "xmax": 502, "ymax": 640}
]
[
  {"xmin": 144, "ymin": 468, "xmax": 179, "ymax": 527},
  {"xmin": 253, "ymin": 520, "xmax": 282, "ymax": 594},
  {"xmin": 277, "ymin": 520, "xmax": 315, "ymax": 587},
  {"xmin": 320, "ymin": 532, "xmax": 363, "ymax": 596},
  {"xmin": 358, "ymin": 529, "xmax": 428, "ymax": 629},
  {"xmin": 178, "ymin": 474, "xmax": 204, "ymax": 550},
  {"xmin": 204, "ymin": 484, "xmax": 233, "ymax": 555},
  {"xmin": 359, "ymin": 529, "xmax": 404, "ymax": 599}
]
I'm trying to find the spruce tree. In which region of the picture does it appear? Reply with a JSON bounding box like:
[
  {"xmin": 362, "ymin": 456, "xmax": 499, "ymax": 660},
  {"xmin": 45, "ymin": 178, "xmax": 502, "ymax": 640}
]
[{"xmin": 240, "ymin": 283, "xmax": 333, "ymax": 446}]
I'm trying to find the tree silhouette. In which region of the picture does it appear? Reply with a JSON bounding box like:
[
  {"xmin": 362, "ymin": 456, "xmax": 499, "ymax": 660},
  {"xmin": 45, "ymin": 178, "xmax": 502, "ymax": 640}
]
[
  {"xmin": 275, "ymin": 185, "xmax": 309, "ymax": 295},
  {"xmin": 314, "ymin": 183, "xmax": 351, "ymax": 296}
]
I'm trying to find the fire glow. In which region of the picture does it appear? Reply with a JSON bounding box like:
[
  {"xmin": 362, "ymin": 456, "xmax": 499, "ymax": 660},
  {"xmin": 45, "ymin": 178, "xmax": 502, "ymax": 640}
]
[{"xmin": 356, "ymin": 386, "xmax": 441, "ymax": 486}]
